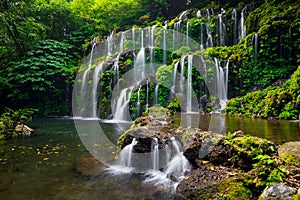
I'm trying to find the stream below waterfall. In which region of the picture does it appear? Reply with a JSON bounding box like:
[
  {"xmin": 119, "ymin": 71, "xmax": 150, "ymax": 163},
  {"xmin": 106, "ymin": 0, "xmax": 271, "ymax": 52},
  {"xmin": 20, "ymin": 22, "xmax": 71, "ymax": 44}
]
[{"xmin": 0, "ymin": 116, "xmax": 299, "ymax": 199}]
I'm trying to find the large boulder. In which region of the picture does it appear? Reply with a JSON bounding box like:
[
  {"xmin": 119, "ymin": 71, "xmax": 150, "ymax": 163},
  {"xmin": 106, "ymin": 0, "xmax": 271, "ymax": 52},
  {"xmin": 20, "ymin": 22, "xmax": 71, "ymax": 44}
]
[
  {"xmin": 117, "ymin": 107, "xmax": 175, "ymax": 153},
  {"xmin": 258, "ymin": 183, "xmax": 297, "ymax": 200},
  {"xmin": 278, "ymin": 141, "xmax": 300, "ymax": 167}
]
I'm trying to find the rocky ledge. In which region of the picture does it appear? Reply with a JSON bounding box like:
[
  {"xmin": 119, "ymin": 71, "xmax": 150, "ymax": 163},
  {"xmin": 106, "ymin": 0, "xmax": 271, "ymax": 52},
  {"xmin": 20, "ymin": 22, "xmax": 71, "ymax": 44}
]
[{"xmin": 117, "ymin": 107, "xmax": 300, "ymax": 200}]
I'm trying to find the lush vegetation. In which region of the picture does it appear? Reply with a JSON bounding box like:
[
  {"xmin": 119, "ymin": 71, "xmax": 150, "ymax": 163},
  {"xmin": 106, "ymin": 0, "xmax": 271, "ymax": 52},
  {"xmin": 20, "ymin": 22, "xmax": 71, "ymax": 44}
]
[
  {"xmin": 226, "ymin": 66, "xmax": 300, "ymax": 119},
  {"xmin": 0, "ymin": 108, "xmax": 38, "ymax": 139},
  {"xmin": 0, "ymin": 0, "xmax": 299, "ymax": 119}
]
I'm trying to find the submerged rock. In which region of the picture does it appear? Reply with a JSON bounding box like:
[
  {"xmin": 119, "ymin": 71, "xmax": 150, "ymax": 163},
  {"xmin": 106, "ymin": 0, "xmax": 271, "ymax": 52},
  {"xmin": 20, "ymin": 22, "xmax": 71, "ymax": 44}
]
[
  {"xmin": 74, "ymin": 157, "xmax": 106, "ymax": 177},
  {"xmin": 258, "ymin": 183, "xmax": 296, "ymax": 200}
]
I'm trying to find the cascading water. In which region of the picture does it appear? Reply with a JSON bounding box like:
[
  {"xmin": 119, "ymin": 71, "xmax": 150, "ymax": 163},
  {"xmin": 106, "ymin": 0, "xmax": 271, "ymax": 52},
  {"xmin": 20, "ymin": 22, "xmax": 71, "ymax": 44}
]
[
  {"xmin": 92, "ymin": 62, "xmax": 104, "ymax": 118},
  {"xmin": 144, "ymin": 136, "xmax": 190, "ymax": 190},
  {"xmin": 112, "ymin": 87, "xmax": 133, "ymax": 121},
  {"xmin": 232, "ymin": 8, "xmax": 238, "ymax": 44},
  {"xmin": 186, "ymin": 22, "xmax": 190, "ymax": 46},
  {"xmin": 79, "ymin": 37, "xmax": 98, "ymax": 117},
  {"xmin": 196, "ymin": 10, "xmax": 201, "ymax": 18},
  {"xmin": 186, "ymin": 55, "xmax": 193, "ymax": 113},
  {"xmin": 163, "ymin": 23, "xmax": 167, "ymax": 65},
  {"xmin": 154, "ymin": 84, "xmax": 159, "ymax": 106},
  {"xmin": 118, "ymin": 138, "xmax": 137, "ymax": 167},
  {"xmin": 218, "ymin": 9, "xmax": 226, "ymax": 46},
  {"xmin": 152, "ymin": 138, "xmax": 159, "ymax": 170},
  {"xmin": 107, "ymin": 31, "xmax": 114, "ymax": 56},
  {"xmin": 252, "ymin": 33, "xmax": 258, "ymax": 61},
  {"xmin": 214, "ymin": 58, "xmax": 229, "ymax": 110},
  {"xmin": 136, "ymin": 85, "xmax": 141, "ymax": 117},
  {"xmin": 239, "ymin": 7, "xmax": 247, "ymax": 40}
]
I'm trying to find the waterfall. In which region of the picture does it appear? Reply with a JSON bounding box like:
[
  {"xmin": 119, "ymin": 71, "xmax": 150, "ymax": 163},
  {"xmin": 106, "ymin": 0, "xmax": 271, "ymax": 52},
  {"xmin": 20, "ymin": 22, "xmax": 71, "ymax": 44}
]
[
  {"xmin": 92, "ymin": 62, "xmax": 104, "ymax": 118},
  {"xmin": 179, "ymin": 56, "xmax": 186, "ymax": 94},
  {"xmin": 136, "ymin": 85, "xmax": 141, "ymax": 117},
  {"xmin": 146, "ymin": 79, "xmax": 149, "ymax": 109},
  {"xmin": 218, "ymin": 10, "xmax": 226, "ymax": 46},
  {"xmin": 170, "ymin": 137, "xmax": 181, "ymax": 155},
  {"xmin": 107, "ymin": 31, "xmax": 114, "ymax": 56},
  {"xmin": 152, "ymin": 138, "xmax": 159, "ymax": 170},
  {"xmin": 232, "ymin": 8, "xmax": 238, "ymax": 44},
  {"xmin": 252, "ymin": 33, "xmax": 258, "ymax": 61},
  {"xmin": 145, "ymin": 136, "xmax": 190, "ymax": 190},
  {"xmin": 112, "ymin": 87, "xmax": 133, "ymax": 121},
  {"xmin": 134, "ymin": 48, "xmax": 146, "ymax": 82},
  {"xmin": 79, "ymin": 37, "xmax": 97, "ymax": 117},
  {"xmin": 172, "ymin": 61, "xmax": 179, "ymax": 94},
  {"xmin": 239, "ymin": 7, "xmax": 246, "ymax": 40},
  {"xmin": 163, "ymin": 24, "xmax": 167, "ymax": 65},
  {"xmin": 150, "ymin": 25, "xmax": 156, "ymax": 66},
  {"xmin": 186, "ymin": 55, "xmax": 193, "ymax": 113},
  {"xmin": 186, "ymin": 21, "xmax": 190, "ymax": 46},
  {"xmin": 206, "ymin": 8, "xmax": 210, "ymax": 19},
  {"xmin": 118, "ymin": 138, "xmax": 137, "ymax": 167},
  {"xmin": 154, "ymin": 84, "xmax": 159, "ymax": 106},
  {"xmin": 196, "ymin": 10, "xmax": 201, "ymax": 18},
  {"xmin": 214, "ymin": 58, "xmax": 229, "ymax": 110}
]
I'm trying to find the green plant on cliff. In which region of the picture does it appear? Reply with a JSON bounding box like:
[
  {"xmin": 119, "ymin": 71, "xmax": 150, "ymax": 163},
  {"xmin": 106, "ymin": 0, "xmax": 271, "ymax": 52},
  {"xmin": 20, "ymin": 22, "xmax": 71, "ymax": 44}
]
[{"xmin": 226, "ymin": 66, "xmax": 300, "ymax": 119}]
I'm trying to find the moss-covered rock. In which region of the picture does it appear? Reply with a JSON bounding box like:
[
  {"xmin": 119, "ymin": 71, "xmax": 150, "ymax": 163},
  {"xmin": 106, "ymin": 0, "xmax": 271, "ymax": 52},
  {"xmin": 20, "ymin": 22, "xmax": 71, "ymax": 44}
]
[{"xmin": 278, "ymin": 142, "xmax": 300, "ymax": 167}]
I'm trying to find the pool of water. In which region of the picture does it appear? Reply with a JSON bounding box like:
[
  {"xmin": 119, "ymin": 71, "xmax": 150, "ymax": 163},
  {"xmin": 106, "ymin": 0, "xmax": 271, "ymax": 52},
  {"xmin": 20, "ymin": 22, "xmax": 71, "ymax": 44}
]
[{"xmin": 0, "ymin": 116, "xmax": 299, "ymax": 199}]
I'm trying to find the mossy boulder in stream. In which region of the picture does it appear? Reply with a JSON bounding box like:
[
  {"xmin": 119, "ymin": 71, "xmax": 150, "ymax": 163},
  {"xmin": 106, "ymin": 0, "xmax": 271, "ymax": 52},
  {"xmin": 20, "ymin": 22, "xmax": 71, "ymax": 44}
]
[{"xmin": 117, "ymin": 107, "xmax": 174, "ymax": 154}]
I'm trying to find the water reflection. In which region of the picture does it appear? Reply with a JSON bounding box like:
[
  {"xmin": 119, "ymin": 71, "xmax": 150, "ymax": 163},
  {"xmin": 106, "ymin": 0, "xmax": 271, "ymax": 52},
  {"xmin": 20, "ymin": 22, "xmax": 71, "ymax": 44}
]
[{"xmin": 175, "ymin": 114, "xmax": 300, "ymax": 144}]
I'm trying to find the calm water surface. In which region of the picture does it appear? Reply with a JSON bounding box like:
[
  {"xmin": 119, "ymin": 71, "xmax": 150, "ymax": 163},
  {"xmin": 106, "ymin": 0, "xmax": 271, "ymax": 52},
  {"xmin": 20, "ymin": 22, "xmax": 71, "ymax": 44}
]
[{"xmin": 0, "ymin": 116, "xmax": 299, "ymax": 199}]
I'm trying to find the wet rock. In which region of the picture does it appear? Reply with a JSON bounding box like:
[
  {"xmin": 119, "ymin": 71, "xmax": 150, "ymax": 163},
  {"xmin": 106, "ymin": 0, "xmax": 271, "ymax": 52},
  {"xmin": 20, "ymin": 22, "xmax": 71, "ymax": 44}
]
[
  {"xmin": 278, "ymin": 141, "xmax": 300, "ymax": 167},
  {"xmin": 15, "ymin": 124, "xmax": 34, "ymax": 136},
  {"xmin": 118, "ymin": 107, "xmax": 174, "ymax": 153},
  {"xmin": 259, "ymin": 183, "xmax": 296, "ymax": 200},
  {"xmin": 180, "ymin": 127, "xmax": 225, "ymax": 168},
  {"xmin": 176, "ymin": 164, "xmax": 247, "ymax": 199},
  {"xmin": 74, "ymin": 157, "xmax": 106, "ymax": 177}
]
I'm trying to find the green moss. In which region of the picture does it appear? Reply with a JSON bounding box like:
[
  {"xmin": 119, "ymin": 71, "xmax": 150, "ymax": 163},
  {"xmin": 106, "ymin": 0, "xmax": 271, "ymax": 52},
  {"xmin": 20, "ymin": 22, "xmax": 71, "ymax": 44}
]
[{"xmin": 216, "ymin": 178, "xmax": 251, "ymax": 200}]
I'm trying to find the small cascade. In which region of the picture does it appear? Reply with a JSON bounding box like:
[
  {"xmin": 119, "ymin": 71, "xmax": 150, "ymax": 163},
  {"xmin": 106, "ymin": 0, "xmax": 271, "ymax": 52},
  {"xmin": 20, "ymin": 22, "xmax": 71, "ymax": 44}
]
[
  {"xmin": 149, "ymin": 25, "xmax": 156, "ymax": 66},
  {"xmin": 179, "ymin": 56, "xmax": 186, "ymax": 94},
  {"xmin": 171, "ymin": 61, "xmax": 179, "ymax": 94},
  {"xmin": 92, "ymin": 62, "xmax": 104, "ymax": 118},
  {"xmin": 214, "ymin": 58, "xmax": 229, "ymax": 110},
  {"xmin": 144, "ymin": 136, "xmax": 190, "ymax": 190},
  {"xmin": 218, "ymin": 9, "xmax": 226, "ymax": 46},
  {"xmin": 196, "ymin": 10, "xmax": 201, "ymax": 18},
  {"xmin": 186, "ymin": 21, "xmax": 190, "ymax": 46},
  {"xmin": 239, "ymin": 7, "xmax": 247, "ymax": 40},
  {"xmin": 134, "ymin": 48, "xmax": 146, "ymax": 82},
  {"xmin": 170, "ymin": 137, "xmax": 181, "ymax": 154},
  {"xmin": 152, "ymin": 138, "xmax": 159, "ymax": 170},
  {"xmin": 146, "ymin": 79, "xmax": 149, "ymax": 109},
  {"xmin": 136, "ymin": 85, "xmax": 141, "ymax": 117},
  {"xmin": 163, "ymin": 23, "xmax": 167, "ymax": 65},
  {"xmin": 118, "ymin": 138, "xmax": 137, "ymax": 167},
  {"xmin": 173, "ymin": 10, "xmax": 188, "ymax": 49},
  {"xmin": 107, "ymin": 31, "xmax": 114, "ymax": 56},
  {"xmin": 232, "ymin": 8, "xmax": 238, "ymax": 44},
  {"xmin": 206, "ymin": 8, "xmax": 210, "ymax": 19},
  {"xmin": 186, "ymin": 55, "xmax": 193, "ymax": 113},
  {"xmin": 154, "ymin": 84, "xmax": 159, "ymax": 106},
  {"xmin": 132, "ymin": 28, "xmax": 136, "ymax": 56},
  {"xmin": 79, "ymin": 37, "xmax": 98, "ymax": 117},
  {"xmin": 112, "ymin": 87, "xmax": 133, "ymax": 121},
  {"xmin": 252, "ymin": 33, "xmax": 258, "ymax": 61}
]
